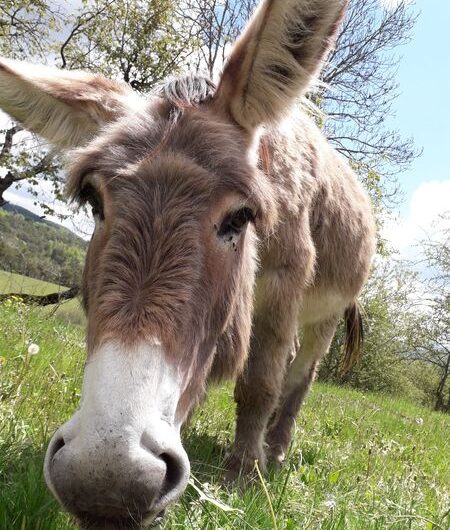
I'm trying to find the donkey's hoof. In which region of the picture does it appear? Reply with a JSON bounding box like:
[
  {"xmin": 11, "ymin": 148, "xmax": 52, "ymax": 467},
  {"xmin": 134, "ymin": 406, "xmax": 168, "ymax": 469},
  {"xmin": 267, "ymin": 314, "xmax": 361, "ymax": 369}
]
[
  {"xmin": 267, "ymin": 446, "xmax": 286, "ymax": 470},
  {"xmin": 223, "ymin": 450, "xmax": 266, "ymax": 485},
  {"xmin": 223, "ymin": 466, "xmax": 258, "ymax": 488},
  {"xmin": 223, "ymin": 466, "xmax": 242, "ymax": 485},
  {"xmin": 266, "ymin": 429, "xmax": 291, "ymax": 469}
]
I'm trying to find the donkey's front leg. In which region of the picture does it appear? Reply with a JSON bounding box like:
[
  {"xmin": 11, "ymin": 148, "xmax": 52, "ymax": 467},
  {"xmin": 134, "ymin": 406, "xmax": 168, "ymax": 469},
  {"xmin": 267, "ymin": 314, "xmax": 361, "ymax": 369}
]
[{"xmin": 225, "ymin": 285, "xmax": 300, "ymax": 482}]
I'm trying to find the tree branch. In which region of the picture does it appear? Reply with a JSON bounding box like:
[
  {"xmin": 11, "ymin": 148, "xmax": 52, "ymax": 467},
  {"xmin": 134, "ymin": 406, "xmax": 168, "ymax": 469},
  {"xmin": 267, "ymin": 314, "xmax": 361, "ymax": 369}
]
[{"xmin": 0, "ymin": 286, "xmax": 80, "ymax": 306}]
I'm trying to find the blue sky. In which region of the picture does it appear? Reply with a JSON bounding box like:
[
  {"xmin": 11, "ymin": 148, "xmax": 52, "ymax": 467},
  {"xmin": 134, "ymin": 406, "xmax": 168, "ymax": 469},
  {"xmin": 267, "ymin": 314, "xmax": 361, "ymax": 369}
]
[
  {"xmin": 388, "ymin": 0, "xmax": 449, "ymax": 210},
  {"xmin": 380, "ymin": 0, "xmax": 450, "ymax": 255}
]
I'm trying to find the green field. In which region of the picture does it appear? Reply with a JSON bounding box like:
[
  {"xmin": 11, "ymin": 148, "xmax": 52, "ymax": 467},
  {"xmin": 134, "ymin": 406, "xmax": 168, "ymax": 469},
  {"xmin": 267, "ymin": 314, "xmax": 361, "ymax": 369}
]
[
  {"xmin": 0, "ymin": 300, "xmax": 448, "ymax": 530},
  {"xmin": 0, "ymin": 271, "xmax": 84, "ymax": 325}
]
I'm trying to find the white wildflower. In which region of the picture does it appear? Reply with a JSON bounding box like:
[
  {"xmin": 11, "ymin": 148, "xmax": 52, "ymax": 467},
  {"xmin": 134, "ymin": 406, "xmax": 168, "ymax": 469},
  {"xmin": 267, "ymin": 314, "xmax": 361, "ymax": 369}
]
[
  {"xmin": 323, "ymin": 496, "xmax": 336, "ymax": 509},
  {"xmin": 27, "ymin": 343, "xmax": 40, "ymax": 356},
  {"xmin": 415, "ymin": 418, "xmax": 423, "ymax": 426}
]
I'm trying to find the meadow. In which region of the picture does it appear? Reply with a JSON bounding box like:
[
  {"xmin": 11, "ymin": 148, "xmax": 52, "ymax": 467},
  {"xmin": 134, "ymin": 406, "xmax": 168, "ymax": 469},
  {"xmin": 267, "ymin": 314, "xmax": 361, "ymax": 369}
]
[
  {"xmin": 0, "ymin": 271, "xmax": 85, "ymax": 325},
  {"xmin": 0, "ymin": 273, "xmax": 449, "ymax": 530}
]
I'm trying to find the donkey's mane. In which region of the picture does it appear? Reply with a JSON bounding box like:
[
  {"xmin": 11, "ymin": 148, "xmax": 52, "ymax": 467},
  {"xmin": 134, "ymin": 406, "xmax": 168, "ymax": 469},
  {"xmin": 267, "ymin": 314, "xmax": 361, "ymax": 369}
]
[{"xmin": 157, "ymin": 75, "xmax": 216, "ymax": 108}]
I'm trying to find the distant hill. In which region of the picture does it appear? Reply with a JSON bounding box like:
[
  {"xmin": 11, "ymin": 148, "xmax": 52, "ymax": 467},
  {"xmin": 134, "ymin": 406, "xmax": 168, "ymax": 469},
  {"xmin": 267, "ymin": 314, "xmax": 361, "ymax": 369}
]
[
  {"xmin": 2, "ymin": 202, "xmax": 85, "ymax": 239},
  {"xmin": 0, "ymin": 203, "xmax": 87, "ymax": 287}
]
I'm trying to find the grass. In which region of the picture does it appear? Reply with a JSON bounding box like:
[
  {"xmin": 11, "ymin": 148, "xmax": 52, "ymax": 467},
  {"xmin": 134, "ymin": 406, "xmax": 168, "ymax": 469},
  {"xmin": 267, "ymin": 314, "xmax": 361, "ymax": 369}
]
[
  {"xmin": 0, "ymin": 270, "xmax": 84, "ymax": 325},
  {"xmin": 0, "ymin": 300, "xmax": 449, "ymax": 530}
]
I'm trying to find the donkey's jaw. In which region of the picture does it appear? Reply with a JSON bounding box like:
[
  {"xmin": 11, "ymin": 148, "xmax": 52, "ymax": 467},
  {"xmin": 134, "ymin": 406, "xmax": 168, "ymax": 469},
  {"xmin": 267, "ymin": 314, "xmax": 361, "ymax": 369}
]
[{"xmin": 44, "ymin": 340, "xmax": 190, "ymax": 526}]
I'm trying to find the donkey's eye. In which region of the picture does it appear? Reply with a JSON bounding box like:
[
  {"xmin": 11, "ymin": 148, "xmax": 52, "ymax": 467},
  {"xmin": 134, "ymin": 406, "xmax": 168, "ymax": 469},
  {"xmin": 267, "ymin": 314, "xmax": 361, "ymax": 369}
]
[
  {"xmin": 217, "ymin": 207, "xmax": 255, "ymax": 237},
  {"xmin": 80, "ymin": 184, "xmax": 104, "ymax": 221}
]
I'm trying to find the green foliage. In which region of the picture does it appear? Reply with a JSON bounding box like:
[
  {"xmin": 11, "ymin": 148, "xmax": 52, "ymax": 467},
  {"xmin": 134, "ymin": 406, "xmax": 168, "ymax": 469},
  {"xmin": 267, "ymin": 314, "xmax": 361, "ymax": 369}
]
[
  {"xmin": 0, "ymin": 0, "xmax": 59, "ymax": 59},
  {"xmin": 319, "ymin": 260, "xmax": 442, "ymax": 408},
  {"xmin": 413, "ymin": 215, "xmax": 450, "ymax": 411},
  {"xmin": 0, "ymin": 129, "xmax": 62, "ymax": 214},
  {"xmin": 0, "ymin": 209, "xmax": 86, "ymax": 287},
  {"xmin": 0, "ymin": 2, "xmax": 63, "ymax": 215},
  {"xmin": 0, "ymin": 0, "xmax": 196, "ymax": 215},
  {"xmin": 60, "ymin": 0, "xmax": 195, "ymax": 90},
  {"xmin": 0, "ymin": 302, "xmax": 449, "ymax": 529}
]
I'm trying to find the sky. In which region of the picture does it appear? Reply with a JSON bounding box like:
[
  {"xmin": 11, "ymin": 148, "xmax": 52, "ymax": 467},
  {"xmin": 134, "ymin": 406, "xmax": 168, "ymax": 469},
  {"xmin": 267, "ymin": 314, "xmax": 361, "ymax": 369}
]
[
  {"xmin": 381, "ymin": 0, "xmax": 450, "ymax": 255},
  {"xmin": 2, "ymin": 0, "xmax": 449, "ymax": 256}
]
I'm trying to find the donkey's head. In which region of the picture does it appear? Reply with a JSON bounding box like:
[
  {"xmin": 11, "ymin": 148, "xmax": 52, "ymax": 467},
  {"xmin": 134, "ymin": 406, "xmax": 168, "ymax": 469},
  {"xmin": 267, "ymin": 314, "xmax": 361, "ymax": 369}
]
[{"xmin": 0, "ymin": 0, "xmax": 346, "ymax": 527}]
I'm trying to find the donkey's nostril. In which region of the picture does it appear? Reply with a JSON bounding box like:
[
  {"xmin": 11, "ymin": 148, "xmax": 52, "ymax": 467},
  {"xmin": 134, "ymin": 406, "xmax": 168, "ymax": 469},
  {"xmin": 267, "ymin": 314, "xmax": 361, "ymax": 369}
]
[
  {"xmin": 49, "ymin": 434, "xmax": 65, "ymax": 461},
  {"xmin": 138, "ymin": 430, "xmax": 190, "ymax": 510},
  {"xmin": 160, "ymin": 452, "xmax": 185, "ymax": 498}
]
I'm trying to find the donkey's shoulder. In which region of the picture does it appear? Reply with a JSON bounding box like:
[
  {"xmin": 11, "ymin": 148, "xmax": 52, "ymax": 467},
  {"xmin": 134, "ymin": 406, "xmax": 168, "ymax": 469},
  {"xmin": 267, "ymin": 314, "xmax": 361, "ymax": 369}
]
[
  {"xmin": 262, "ymin": 108, "xmax": 354, "ymax": 211},
  {"xmin": 260, "ymin": 107, "xmax": 375, "ymax": 286}
]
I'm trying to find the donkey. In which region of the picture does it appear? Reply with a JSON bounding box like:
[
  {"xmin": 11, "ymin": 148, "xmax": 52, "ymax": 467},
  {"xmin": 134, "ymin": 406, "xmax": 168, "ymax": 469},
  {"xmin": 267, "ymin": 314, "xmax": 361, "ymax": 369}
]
[{"xmin": 0, "ymin": 0, "xmax": 375, "ymax": 527}]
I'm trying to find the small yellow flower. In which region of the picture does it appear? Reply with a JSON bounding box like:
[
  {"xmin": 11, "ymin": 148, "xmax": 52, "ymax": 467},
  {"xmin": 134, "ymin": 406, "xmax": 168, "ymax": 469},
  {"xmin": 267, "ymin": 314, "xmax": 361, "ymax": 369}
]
[{"xmin": 0, "ymin": 356, "xmax": 6, "ymax": 366}]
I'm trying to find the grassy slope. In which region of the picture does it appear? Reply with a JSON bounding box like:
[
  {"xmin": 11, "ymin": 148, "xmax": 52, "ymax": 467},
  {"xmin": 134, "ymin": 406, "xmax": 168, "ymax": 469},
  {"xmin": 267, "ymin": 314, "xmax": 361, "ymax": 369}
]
[
  {"xmin": 0, "ymin": 270, "xmax": 84, "ymax": 325},
  {"xmin": 0, "ymin": 208, "xmax": 86, "ymax": 289},
  {"xmin": 0, "ymin": 302, "xmax": 448, "ymax": 530}
]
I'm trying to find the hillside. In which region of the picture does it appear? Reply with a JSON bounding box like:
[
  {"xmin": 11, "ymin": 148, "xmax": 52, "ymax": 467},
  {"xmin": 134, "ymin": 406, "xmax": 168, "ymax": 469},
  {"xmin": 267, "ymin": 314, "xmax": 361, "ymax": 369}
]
[
  {"xmin": 2, "ymin": 202, "xmax": 77, "ymax": 232},
  {"xmin": 0, "ymin": 205, "xmax": 87, "ymax": 287}
]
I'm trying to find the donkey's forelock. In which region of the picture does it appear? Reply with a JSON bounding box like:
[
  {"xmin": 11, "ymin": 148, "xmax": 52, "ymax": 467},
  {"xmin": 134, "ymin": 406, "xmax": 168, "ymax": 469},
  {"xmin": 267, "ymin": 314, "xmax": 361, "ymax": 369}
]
[
  {"xmin": 157, "ymin": 74, "xmax": 216, "ymax": 108},
  {"xmin": 65, "ymin": 74, "xmax": 217, "ymax": 202}
]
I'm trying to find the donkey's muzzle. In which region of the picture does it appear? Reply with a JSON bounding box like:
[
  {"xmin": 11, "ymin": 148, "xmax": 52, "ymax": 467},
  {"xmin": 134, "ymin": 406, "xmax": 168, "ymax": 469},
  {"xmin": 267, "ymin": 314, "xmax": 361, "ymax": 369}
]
[
  {"xmin": 43, "ymin": 340, "xmax": 190, "ymax": 528},
  {"xmin": 44, "ymin": 422, "xmax": 189, "ymax": 528}
]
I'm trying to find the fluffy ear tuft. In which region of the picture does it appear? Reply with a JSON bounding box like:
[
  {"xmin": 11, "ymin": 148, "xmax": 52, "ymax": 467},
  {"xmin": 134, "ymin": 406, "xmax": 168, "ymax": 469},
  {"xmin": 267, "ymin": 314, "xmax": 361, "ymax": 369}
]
[
  {"xmin": 214, "ymin": 0, "xmax": 347, "ymax": 131},
  {"xmin": 0, "ymin": 58, "xmax": 142, "ymax": 149}
]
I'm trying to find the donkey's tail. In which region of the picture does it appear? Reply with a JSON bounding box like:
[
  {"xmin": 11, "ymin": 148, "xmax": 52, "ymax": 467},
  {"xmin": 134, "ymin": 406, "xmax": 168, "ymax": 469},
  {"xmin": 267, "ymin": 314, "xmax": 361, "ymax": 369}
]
[{"xmin": 341, "ymin": 301, "xmax": 364, "ymax": 374}]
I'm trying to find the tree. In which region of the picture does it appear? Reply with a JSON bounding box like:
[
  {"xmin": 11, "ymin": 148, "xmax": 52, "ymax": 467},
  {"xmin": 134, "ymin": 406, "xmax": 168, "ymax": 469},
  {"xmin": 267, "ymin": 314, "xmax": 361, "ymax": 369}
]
[
  {"xmin": 179, "ymin": 0, "xmax": 257, "ymax": 77},
  {"xmin": 0, "ymin": 0, "xmax": 199, "ymax": 213},
  {"xmin": 0, "ymin": 0, "xmax": 64, "ymax": 211},
  {"xmin": 0, "ymin": 126, "xmax": 61, "ymax": 208},
  {"xmin": 406, "ymin": 215, "xmax": 450, "ymax": 411},
  {"xmin": 0, "ymin": 0, "xmax": 59, "ymax": 59},
  {"xmin": 320, "ymin": 0, "xmax": 419, "ymax": 210},
  {"xmin": 58, "ymin": 0, "xmax": 197, "ymax": 90}
]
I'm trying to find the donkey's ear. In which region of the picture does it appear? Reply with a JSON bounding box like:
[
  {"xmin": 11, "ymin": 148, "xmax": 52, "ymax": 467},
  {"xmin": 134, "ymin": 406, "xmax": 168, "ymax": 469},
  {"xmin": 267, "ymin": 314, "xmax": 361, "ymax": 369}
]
[
  {"xmin": 0, "ymin": 58, "xmax": 141, "ymax": 149},
  {"xmin": 214, "ymin": 0, "xmax": 347, "ymax": 131}
]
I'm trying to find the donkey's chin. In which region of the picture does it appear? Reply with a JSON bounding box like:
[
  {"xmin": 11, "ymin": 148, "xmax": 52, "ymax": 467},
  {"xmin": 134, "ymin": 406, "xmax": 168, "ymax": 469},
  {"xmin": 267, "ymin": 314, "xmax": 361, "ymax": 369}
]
[{"xmin": 73, "ymin": 508, "xmax": 166, "ymax": 530}]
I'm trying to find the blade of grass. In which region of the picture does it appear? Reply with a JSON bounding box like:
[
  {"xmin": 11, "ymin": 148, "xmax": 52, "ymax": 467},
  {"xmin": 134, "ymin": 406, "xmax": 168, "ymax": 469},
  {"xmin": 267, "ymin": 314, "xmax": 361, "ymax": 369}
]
[{"xmin": 254, "ymin": 460, "xmax": 278, "ymax": 530}]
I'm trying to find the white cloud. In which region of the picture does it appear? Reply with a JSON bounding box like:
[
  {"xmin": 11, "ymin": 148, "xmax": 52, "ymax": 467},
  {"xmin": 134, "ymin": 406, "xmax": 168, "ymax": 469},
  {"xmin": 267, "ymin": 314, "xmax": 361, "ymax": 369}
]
[{"xmin": 383, "ymin": 180, "xmax": 450, "ymax": 260}]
